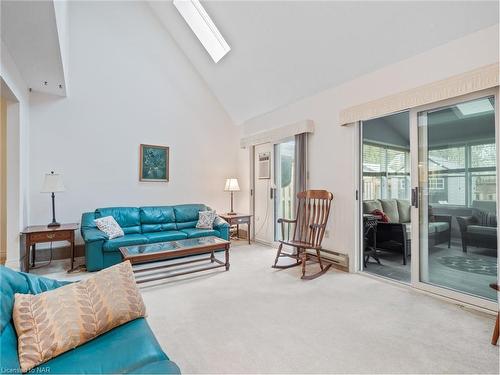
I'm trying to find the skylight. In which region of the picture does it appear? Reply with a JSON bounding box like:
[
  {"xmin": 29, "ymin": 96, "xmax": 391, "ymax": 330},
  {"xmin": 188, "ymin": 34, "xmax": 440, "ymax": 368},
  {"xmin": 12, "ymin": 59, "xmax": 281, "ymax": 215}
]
[
  {"xmin": 456, "ymin": 98, "xmax": 494, "ymax": 116},
  {"xmin": 173, "ymin": 0, "xmax": 231, "ymax": 63}
]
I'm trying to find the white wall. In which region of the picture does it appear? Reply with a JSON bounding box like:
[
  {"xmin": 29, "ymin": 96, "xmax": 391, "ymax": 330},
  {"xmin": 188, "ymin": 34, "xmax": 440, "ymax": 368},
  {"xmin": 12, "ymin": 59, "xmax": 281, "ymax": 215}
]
[
  {"xmin": 53, "ymin": 0, "xmax": 69, "ymax": 93},
  {"xmin": 29, "ymin": 1, "xmax": 239, "ymax": 244},
  {"xmin": 240, "ymin": 24, "xmax": 499, "ymax": 271},
  {"xmin": 0, "ymin": 40, "xmax": 30, "ymax": 268}
]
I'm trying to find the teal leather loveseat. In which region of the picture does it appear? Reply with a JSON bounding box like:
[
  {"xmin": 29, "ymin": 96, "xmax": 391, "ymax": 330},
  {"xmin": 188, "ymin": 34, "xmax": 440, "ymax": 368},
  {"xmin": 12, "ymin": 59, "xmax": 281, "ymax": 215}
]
[
  {"xmin": 0, "ymin": 266, "xmax": 180, "ymax": 374},
  {"xmin": 81, "ymin": 204, "xmax": 229, "ymax": 271}
]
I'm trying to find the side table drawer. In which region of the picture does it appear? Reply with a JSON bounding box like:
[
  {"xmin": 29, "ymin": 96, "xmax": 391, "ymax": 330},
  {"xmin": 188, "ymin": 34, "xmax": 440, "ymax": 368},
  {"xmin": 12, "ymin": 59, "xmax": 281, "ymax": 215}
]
[
  {"xmin": 29, "ymin": 231, "xmax": 71, "ymax": 243},
  {"xmin": 234, "ymin": 217, "xmax": 249, "ymax": 224}
]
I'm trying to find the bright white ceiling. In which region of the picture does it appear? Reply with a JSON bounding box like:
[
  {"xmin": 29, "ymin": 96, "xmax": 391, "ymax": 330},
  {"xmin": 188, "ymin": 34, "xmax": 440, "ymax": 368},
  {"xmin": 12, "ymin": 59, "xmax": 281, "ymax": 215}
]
[
  {"xmin": 150, "ymin": 1, "xmax": 499, "ymax": 125},
  {"xmin": 1, "ymin": 0, "xmax": 66, "ymax": 96}
]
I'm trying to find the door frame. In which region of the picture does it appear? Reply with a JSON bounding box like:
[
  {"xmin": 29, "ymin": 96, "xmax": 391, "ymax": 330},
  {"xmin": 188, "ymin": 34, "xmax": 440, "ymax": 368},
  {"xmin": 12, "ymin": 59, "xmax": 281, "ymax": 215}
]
[
  {"xmin": 357, "ymin": 87, "xmax": 499, "ymax": 311},
  {"xmin": 251, "ymin": 136, "xmax": 299, "ymax": 248},
  {"xmin": 249, "ymin": 146, "xmax": 255, "ymax": 242},
  {"xmin": 409, "ymin": 87, "xmax": 499, "ymax": 311},
  {"xmin": 252, "ymin": 142, "xmax": 275, "ymax": 246},
  {"xmin": 357, "ymin": 109, "xmax": 410, "ymax": 275}
]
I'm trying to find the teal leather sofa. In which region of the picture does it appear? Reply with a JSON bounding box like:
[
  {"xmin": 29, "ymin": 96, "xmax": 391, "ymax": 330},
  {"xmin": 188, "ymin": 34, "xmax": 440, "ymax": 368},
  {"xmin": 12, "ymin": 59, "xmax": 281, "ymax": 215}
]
[
  {"xmin": 0, "ymin": 266, "xmax": 180, "ymax": 374},
  {"xmin": 81, "ymin": 204, "xmax": 229, "ymax": 271}
]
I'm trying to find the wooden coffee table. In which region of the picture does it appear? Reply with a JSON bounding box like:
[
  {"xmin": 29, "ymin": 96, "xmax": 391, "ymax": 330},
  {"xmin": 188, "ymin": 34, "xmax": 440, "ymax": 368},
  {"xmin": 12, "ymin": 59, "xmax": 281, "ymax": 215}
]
[{"xmin": 119, "ymin": 236, "xmax": 230, "ymax": 283}]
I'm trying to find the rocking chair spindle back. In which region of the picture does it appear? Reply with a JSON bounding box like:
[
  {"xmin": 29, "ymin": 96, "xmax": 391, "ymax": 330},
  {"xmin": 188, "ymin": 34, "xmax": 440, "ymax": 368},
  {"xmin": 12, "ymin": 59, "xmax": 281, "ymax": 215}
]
[{"xmin": 273, "ymin": 190, "xmax": 334, "ymax": 279}]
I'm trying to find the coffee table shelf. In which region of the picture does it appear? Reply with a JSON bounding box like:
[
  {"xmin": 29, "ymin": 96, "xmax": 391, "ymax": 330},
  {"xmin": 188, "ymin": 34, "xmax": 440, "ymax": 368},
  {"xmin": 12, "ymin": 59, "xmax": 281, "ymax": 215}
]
[{"xmin": 120, "ymin": 236, "xmax": 230, "ymax": 283}]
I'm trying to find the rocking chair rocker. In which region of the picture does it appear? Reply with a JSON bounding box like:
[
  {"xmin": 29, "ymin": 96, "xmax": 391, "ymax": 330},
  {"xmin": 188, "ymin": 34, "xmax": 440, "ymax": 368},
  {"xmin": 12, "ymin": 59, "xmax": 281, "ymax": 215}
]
[{"xmin": 272, "ymin": 190, "xmax": 334, "ymax": 279}]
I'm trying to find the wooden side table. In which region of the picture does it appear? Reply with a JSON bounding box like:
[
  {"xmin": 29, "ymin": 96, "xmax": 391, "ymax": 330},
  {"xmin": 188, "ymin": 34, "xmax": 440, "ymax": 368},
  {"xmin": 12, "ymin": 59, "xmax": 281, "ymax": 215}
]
[
  {"xmin": 21, "ymin": 223, "xmax": 79, "ymax": 273},
  {"xmin": 219, "ymin": 213, "xmax": 252, "ymax": 244}
]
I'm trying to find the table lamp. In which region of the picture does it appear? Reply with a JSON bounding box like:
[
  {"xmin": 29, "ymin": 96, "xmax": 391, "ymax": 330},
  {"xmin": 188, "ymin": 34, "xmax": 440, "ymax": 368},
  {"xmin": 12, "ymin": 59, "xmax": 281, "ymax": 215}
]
[
  {"xmin": 41, "ymin": 171, "xmax": 65, "ymax": 227},
  {"xmin": 224, "ymin": 178, "xmax": 240, "ymax": 215}
]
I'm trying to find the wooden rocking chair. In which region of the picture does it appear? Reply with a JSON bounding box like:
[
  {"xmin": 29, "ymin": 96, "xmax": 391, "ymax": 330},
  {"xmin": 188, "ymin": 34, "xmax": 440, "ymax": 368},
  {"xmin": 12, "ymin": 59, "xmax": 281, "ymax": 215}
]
[{"xmin": 272, "ymin": 190, "xmax": 334, "ymax": 280}]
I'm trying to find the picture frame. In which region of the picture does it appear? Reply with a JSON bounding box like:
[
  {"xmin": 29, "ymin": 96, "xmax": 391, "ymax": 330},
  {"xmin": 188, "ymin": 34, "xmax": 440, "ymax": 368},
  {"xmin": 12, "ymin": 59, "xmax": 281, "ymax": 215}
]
[{"xmin": 139, "ymin": 144, "xmax": 169, "ymax": 182}]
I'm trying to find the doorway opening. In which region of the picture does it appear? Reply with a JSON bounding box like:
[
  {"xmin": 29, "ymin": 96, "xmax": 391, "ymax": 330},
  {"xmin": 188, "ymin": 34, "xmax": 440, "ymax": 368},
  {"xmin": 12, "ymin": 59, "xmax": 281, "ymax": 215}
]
[
  {"xmin": 417, "ymin": 95, "xmax": 497, "ymax": 301},
  {"xmin": 252, "ymin": 137, "xmax": 300, "ymax": 246},
  {"xmin": 361, "ymin": 111, "xmax": 411, "ymax": 283},
  {"xmin": 274, "ymin": 138, "xmax": 295, "ymax": 241}
]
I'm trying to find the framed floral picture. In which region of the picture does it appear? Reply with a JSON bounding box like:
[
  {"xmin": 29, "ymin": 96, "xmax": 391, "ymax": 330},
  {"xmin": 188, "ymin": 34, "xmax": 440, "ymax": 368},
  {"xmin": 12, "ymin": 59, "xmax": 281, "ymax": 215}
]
[{"xmin": 139, "ymin": 144, "xmax": 169, "ymax": 182}]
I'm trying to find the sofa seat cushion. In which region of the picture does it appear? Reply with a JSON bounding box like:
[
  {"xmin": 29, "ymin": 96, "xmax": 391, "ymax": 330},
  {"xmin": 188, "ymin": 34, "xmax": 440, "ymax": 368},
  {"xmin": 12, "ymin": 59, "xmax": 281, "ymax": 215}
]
[
  {"xmin": 39, "ymin": 319, "xmax": 172, "ymax": 374},
  {"xmin": 429, "ymin": 222, "xmax": 449, "ymax": 233},
  {"xmin": 1, "ymin": 323, "xmax": 21, "ymax": 372},
  {"xmin": 467, "ymin": 225, "xmax": 497, "ymax": 237},
  {"xmin": 132, "ymin": 359, "xmax": 181, "ymax": 374},
  {"xmin": 176, "ymin": 220, "xmax": 198, "ymax": 230},
  {"xmin": 144, "ymin": 231, "xmax": 188, "ymax": 243},
  {"xmin": 181, "ymin": 228, "xmax": 220, "ymax": 238},
  {"xmin": 103, "ymin": 234, "xmax": 148, "ymax": 252}
]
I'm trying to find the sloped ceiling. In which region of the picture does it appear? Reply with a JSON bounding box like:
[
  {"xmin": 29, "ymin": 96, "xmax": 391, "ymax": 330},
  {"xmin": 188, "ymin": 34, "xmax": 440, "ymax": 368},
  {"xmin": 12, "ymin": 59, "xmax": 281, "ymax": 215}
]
[
  {"xmin": 150, "ymin": 1, "xmax": 499, "ymax": 125},
  {"xmin": 1, "ymin": 0, "xmax": 66, "ymax": 96}
]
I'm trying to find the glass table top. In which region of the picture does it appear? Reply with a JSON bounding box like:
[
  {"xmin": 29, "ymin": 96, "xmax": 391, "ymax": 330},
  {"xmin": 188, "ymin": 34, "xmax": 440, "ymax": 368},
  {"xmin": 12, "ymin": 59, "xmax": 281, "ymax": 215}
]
[{"xmin": 121, "ymin": 236, "xmax": 227, "ymax": 256}]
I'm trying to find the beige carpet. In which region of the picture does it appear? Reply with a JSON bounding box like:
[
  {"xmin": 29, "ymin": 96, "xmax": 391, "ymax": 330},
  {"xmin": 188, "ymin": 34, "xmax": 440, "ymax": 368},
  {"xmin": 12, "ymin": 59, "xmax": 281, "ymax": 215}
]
[{"xmin": 134, "ymin": 242, "xmax": 499, "ymax": 374}]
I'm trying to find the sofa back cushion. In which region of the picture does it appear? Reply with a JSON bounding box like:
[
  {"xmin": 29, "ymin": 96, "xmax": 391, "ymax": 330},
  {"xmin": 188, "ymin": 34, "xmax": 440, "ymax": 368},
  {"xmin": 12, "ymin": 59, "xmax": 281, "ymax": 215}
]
[
  {"xmin": 397, "ymin": 200, "xmax": 411, "ymax": 223},
  {"xmin": 380, "ymin": 199, "xmax": 400, "ymax": 223},
  {"xmin": 140, "ymin": 206, "xmax": 177, "ymax": 232},
  {"xmin": 173, "ymin": 204, "xmax": 207, "ymax": 229},
  {"xmin": 0, "ymin": 267, "xmax": 70, "ymax": 373},
  {"xmin": 473, "ymin": 208, "xmax": 497, "ymax": 227},
  {"xmin": 1, "ymin": 266, "xmax": 70, "ymax": 332},
  {"xmin": 95, "ymin": 207, "xmax": 141, "ymax": 235},
  {"xmin": 363, "ymin": 200, "xmax": 382, "ymax": 214}
]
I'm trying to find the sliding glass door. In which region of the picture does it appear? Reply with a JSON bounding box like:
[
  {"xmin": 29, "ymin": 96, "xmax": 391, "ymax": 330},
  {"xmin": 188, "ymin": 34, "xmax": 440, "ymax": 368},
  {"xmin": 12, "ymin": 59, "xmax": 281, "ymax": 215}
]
[
  {"xmin": 274, "ymin": 138, "xmax": 295, "ymax": 241},
  {"xmin": 360, "ymin": 112, "xmax": 412, "ymax": 283},
  {"xmin": 359, "ymin": 88, "xmax": 498, "ymax": 309},
  {"xmin": 416, "ymin": 94, "xmax": 498, "ymax": 302}
]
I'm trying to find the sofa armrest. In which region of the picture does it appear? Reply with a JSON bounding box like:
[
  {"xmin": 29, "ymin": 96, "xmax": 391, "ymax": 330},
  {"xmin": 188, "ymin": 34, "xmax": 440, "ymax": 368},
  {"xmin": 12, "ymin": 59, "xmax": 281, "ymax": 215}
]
[
  {"xmin": 213, "ymin": 216, "xmax": 230, "ymax": 241},
  {"xmin": 456, "ymin": 216, "xmax": 475, "ymax": 233},
  {"xmin": 213, "ymin": 216, "xmax": 229, "ymax": 229},
  {"xmin": 23, "ymin": 273, "xmax": 72, "ymax": 293},
  {"xmin": 81, "ymin": 227, "xmax": 108, "ymax": 242}
]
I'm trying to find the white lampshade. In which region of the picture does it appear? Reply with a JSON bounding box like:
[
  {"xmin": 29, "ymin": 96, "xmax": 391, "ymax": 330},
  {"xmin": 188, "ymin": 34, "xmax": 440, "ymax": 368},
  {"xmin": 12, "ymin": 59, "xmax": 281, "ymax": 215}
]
[
  {"xmin": 41, "ymin": 172, "xmax": 65, "ymax": 193},
  {"xmin": 224, "ymin": 178, "xmax": 240, "ymax": 192}
]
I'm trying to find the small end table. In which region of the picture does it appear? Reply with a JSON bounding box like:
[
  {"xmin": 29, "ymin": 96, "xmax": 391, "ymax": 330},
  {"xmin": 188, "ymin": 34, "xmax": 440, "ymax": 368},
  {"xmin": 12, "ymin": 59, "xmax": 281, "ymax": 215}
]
[
  {"xmin": 219, "ymin": 213, "xmax": 252, "ymax": 244},
  {"xmin": 21, "ymin": 223, "xmax": 79, "ymax": 273}
]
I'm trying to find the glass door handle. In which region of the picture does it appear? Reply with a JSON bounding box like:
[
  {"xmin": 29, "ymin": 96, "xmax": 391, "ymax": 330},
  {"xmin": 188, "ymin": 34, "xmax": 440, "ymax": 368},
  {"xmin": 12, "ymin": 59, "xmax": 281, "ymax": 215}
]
[
  {"xmin": 411, "ymin": 187, "xmax": 419, "ymax": 208},
  {"xmin": 270, "ymin": 188, "xmax": 275, "ymax": 199}
]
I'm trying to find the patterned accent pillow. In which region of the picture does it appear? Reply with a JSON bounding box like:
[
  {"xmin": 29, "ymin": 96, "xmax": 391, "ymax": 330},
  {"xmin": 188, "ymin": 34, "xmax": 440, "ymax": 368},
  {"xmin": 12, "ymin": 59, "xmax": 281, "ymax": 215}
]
[
  {"xmin": 94, "ymin": 216, "xmax": 124, "ymax": 239},
  {"xmin": 13, "ymin": 261, "xmax": 146, "ymax": 373},
  {"xmin": 196, "ymin": 210, "xmax": 217, "ymax": 229}
]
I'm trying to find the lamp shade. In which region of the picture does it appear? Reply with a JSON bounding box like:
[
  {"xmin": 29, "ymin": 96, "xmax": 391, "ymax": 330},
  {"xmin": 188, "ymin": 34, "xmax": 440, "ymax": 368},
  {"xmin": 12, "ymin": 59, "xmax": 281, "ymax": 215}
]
[
  {"xmin": 41, "ymin": 171, "xmax": 65, "ymax": 193},
  {"xmin": 224, "ymin": 178, "xmax": 240, "ymax": 192}
]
